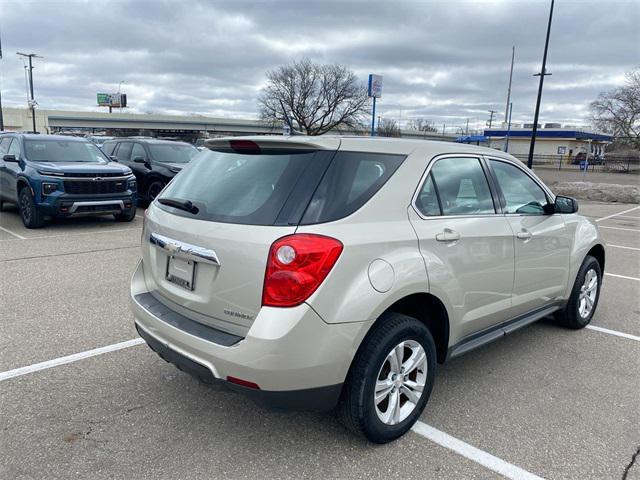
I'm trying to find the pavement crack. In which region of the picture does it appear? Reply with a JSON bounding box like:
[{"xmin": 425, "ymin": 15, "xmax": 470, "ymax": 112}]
[
  {"xmin": 623, "ymin": 445, "xmax": 640, "ymax": 479},
  {"xmin": 1, "ymin": 245, "xmax": 140, "ymax": 262}
]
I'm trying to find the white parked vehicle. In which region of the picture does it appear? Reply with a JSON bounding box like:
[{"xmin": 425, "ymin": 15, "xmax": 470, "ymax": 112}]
[{"xmin": 131, "ymin": 136, "xmax": 605, "ymax": 443}]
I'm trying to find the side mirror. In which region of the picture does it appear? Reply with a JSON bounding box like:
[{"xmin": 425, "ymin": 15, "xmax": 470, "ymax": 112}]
[
  {"xmin": 133, "ymin": 156, "xmax": 146, "ymax": 164},
  {"xmin": 3, "ymin": 154, "xmax": 18, "ymax": 163},
  {"xmin": 109, "ymin": 155, "xmax": 118, "ymax": 162},
  {"xmin": 554, "ymin": 195, "xmax": 579, "ymax": 214}
]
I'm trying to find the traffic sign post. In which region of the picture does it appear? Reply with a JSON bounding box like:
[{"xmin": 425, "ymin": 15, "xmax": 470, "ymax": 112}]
[{"xmin": 368, "ymin": 74, "xmax": 383, "ymax": 136}]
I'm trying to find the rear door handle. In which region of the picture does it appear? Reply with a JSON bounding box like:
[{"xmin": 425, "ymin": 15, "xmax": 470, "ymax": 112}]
[
  {"xmin": 436, "ymin": 229, "xmax": 461, "ymax": 242},
  {"xmin": 516, "ymin": 230, "xmax": 533, "ymax": 241}
]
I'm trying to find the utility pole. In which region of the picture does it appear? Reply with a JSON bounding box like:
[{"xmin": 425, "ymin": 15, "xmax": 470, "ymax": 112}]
[
  {"xmin": 17, "ymin": 52, "xmax": 42, "ymax": 133},
  {"xmin": 465, "ymin": 118, "xmax": 469, "ymax": 135},
  {"xmin": 505, "ymin": 46, "xmax": 515, "ymax": 124},
  {"xmin": 527, "ymin": 0, "xmax": 554, "ymax": 169},
  {"xmin": 487, "ymin": 110, "xmax": 496, "ymax": 129}
]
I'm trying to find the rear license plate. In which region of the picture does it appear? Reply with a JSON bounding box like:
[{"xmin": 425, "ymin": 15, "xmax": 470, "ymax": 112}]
[{"xmin": 166, "ymin": 256, "xmax": 195, "ymax": 290}]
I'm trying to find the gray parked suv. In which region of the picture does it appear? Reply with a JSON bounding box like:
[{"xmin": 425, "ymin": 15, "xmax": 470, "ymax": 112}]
[{"xmin": 130, "ymin": 136, "xmax": 605, "ymax": 443}]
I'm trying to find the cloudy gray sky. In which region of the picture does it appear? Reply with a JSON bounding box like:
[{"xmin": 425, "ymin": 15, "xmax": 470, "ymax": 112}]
[{"xmin": 1, "ymin": 0, "xmax": 638, "ymax": 132}]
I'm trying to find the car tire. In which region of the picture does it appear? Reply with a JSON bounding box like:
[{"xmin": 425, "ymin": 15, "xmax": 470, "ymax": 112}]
[
  {"xmin": 114, "ymin": 205, "xmax": 137, "ymax": 222},
  {"xmin": 336, "ymin": 312, "xmax": 436, "ymax": 443},
  {"xmin": 18, "ymin": 186, "xmax": 46, "ymax": 228},
  {"xmin": 146, "ymin": 180, "xmax": 165, "ymax": 203},
  {"xmin": 555, "ymin": 255, "xmax": 602, "ymax": 329}
]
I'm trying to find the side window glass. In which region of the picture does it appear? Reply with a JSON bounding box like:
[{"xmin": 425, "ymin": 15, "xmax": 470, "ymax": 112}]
[
  {"xmin": 117, "ymin": 142, "xmax": 133, "ymax": 162},
  {"xmin": 102, "ymin": 142, "xmax": 116, "ymax": 156},
  {"xmin": 7, "ymin": 139, "xmax": 21, "ymax": 158},
  {"xmin": 131, "ymin": 143, "xmax": 147, "ymax": 161},
  {"xmin": 489, "ymin": 160, "xmax": 549, "ymax": 214},
  {"xmin": 0, "ymin": 138, "xmax": 12, "ymax": 154},
  {"xmin": 430, "ymin": 157, "xmax": 495, "ymax": 215},
  {"xmin": 415, "ymin": 173, "xmax": 441, "ymax": 216}
]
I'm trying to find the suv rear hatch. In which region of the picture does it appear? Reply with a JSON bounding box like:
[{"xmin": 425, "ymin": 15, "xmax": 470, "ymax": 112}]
[{"xmin": 141, "ymin": 138, "xmax": 339, "ymax": 335}]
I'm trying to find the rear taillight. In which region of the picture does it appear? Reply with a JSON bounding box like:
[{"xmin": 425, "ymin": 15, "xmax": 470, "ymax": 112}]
[{"xmin": 262, "ymin": 234, "xmax": 343, "ymax": 307}]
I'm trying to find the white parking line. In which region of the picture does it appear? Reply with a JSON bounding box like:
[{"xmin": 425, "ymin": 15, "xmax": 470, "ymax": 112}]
[
  {"xmin": 586, "ymin": 325, "xmax": 640, "ymax": 342},
  {"xmin": 605, "ymin": 273, "xmax": 640, "ymax": 282},
  {"xmin": 1, "ymin": 322, "xmax": 635, "ymax": 479},
  {"xmin": 595, "ymin": 206, "xmax": 640, "ymax": 223},
  {"xmin": 0, "ymin": 225, "xmax": 27, "ymax": 240},
  {"xmin": 606, "ymin": 215, "xmax": 640, "ymax": 221},
  {"xmin": 412, "ymin": 422, "xmax": 544, "ymax": 480},
  {"xmin": 0, "ymin": 226, "xmax": 142, "ymax": 242},
  {"xmin": 599, "ymin": 226, "xmax": 640, "ymax": 233},
  {"xmin": 0, "ymin": 338, "xmax": 145, "ymax": 382},
  {"xmin": 607, "ymin": 244, "xmax": 640, "ymax": 252}
]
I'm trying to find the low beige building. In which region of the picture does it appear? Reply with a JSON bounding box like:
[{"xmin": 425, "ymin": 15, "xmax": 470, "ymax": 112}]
[{"xmin": 485, "ymin": 126, "xmax": 612, "ymax": 162}]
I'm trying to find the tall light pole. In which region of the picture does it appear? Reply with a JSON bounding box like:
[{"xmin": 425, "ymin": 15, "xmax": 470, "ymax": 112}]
[
  {"xmin": 117, "ymin": 81, "xmax": 125, "ymax": 112},
  {"xmin": 527, "ymin": 0, "xmax": 554, "ymax": 169},
  {"xmin": 505, "ymin": 102, "xmax": 513, "ymax": 153},
  {"xmin": 17, "ymin": 52, "xmax": 43, "ymax": 133},
  {"xmin": 504, "ymin": 46, "xmax": 515, "ymax": 125}
]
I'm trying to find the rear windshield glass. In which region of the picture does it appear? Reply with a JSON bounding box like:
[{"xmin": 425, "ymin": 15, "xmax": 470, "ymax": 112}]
[
  {"xmin": 148, "ymin": 144, "xmax": 198, "ymax": 163},
  {"xmin": 25, "ymin": 140, "xmax": 109, "ymax": 163},
  {"xmin": 157, "ymin": 149, "xmax": 318, "ymax": 225},
  {"xmin": 300, "ymin": 152, "xmax": 405, "ymax": 224}
]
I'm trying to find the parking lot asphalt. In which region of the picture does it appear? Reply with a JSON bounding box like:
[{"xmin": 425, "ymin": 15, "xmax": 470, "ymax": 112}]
[{"xmin": 1, "ymin": 202, "xmax": 638, "ymax": 480}]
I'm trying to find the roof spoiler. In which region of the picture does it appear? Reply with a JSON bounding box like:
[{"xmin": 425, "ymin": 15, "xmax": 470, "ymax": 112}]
[{"xmin": 204, "ymin": 137, "xmax": 340, "ymax": 152}]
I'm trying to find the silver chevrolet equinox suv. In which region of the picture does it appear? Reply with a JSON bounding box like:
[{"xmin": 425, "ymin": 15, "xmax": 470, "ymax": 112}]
[{"xmin": 131, "ymin": 136, "xmax": 605, "ymax": 443}]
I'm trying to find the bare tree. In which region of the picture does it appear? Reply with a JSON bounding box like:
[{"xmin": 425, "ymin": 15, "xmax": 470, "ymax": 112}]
[
  {"xmin": 590, "ymin": 69, "xmax": 640, "ymax": 149},
  {"xmin": 258, "ymin": 58, "xmax": 369, "ymax": 135},
  {"xmin": 377, "ymin": 118, "xmax": 401, "ymax": 137},
  {"xmin": 407, "ymin": 118, "xmax": 437, "ymax": 133}
]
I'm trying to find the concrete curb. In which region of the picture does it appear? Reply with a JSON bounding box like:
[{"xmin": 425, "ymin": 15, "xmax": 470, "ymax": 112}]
[{"xmin": 553, "ymin": 182, "xmax": 640, "ymax": 204}]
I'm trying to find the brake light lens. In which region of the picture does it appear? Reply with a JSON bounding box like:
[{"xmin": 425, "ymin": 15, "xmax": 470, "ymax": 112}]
[
  {"xmin": 262, "ymin": 234, "xmax": 343, "ymax": 307},
  {"xmin": 230, "ymin": 140, "xmax": 261, "ymax": 154}
]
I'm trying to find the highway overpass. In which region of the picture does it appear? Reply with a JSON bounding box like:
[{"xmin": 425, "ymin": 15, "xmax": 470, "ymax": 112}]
[{"xmin": 1, "ymin": 107, "xmax": 456, "ymax": 141}]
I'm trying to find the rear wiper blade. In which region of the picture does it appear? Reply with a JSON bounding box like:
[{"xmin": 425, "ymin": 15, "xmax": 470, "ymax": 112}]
[{"xmin": 158, "ymin": 197, "xmax": 199, "ymax": 214}]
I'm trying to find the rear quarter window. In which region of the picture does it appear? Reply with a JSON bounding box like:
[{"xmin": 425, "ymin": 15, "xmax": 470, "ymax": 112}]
[{"xmin": 300, "ymin": 152, "xmax": 405, "ymax": 224}]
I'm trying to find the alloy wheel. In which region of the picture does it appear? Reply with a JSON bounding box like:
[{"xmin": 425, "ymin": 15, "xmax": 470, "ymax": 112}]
[
  {"xmin": 578, "ymin": 268, "xmax": 598, "ymax": 318},
  {"xmin": 20, "ymin": 192, "xmax": 31, "ymax": 223},
  {"xmin": 374, "ymin": 340, "xmax": 427, "ymax": 425},
  {"xmin": 148, "ymin": 182, "xmax": 163, "ymax": 201}
]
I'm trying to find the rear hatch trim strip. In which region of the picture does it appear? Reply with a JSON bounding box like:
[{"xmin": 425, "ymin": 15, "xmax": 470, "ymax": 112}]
[{"xmin": 150, "ymin": 232, "xmax": 221, "ymax": 266}]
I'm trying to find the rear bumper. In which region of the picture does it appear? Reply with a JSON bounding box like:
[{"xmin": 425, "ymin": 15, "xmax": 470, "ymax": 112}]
[
  {"xmin": 130, "ymin": 260, "xmax": 373, "ymax": 411},
  {"xmin": 135, "ymin": 323, "xmax": 342, "ymax": 410}
]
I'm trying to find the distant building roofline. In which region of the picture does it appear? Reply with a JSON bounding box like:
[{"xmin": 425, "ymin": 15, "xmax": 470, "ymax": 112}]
[{"xmin": 484, "ymin": 128, "xmax": 612, "ymax": 142}]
